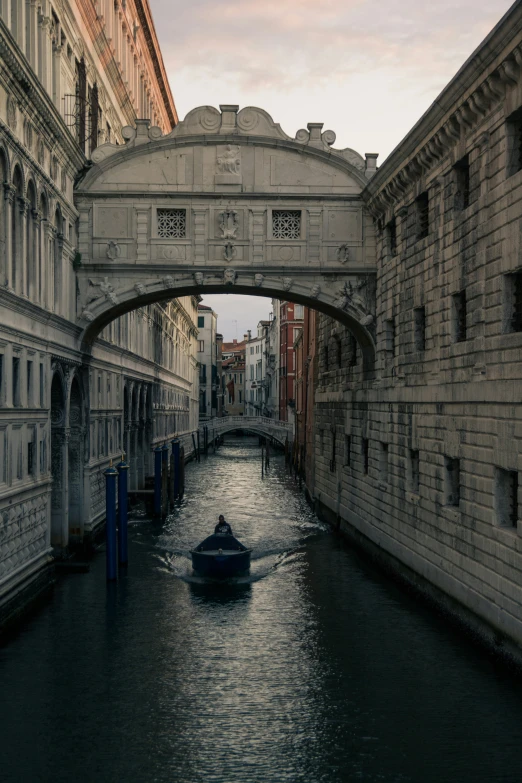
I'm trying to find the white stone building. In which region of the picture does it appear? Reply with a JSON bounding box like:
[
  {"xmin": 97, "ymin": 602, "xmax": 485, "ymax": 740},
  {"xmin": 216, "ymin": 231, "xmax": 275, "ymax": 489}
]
[
  {"xmin": 0, "ymin": 0, "xmax": 198, "ymax": 628},
  {"xmin": 245, "ymin": 320, "xmax": 269, "ymax": 416},
  {"xmin": 197, "ymin": 303, "xmax": 218, "ymax": 419}
]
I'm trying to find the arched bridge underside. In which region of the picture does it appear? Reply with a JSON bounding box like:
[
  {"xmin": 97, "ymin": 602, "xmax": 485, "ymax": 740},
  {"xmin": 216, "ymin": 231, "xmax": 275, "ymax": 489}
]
[
  {"xmin": 75, "ymin": 105, "xmax": 377, "ymax": 368},
  {"xmin": 200, "ymin": 416, "xmax": 293, "ymax": 448}
]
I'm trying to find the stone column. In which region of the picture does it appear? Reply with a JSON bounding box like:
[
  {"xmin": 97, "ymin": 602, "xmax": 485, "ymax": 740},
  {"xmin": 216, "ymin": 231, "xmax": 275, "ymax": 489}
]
[
  {"xmin": 30, "ymin": 208, "xmax": 41, "ymax": 301},
  {"xmin": 52, "ymin": 44, "xmax": 63, "ymax": 109},
  {"xmin": 3, "ymin": 184, "xmax": 14, "ymax": 289},
  {"xmin": 18, "ymin": 197, "xmax": 28, "ymax": 298},
  {"xmin": 27, "ymin": 0, "xmax": 39, "ymax": 69}
]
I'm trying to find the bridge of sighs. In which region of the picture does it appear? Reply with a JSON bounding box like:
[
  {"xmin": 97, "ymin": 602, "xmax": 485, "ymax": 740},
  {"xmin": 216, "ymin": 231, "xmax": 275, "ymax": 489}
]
[{"xmin": 74, "ymin": 104, "xmax": 378, "ymax": 368}]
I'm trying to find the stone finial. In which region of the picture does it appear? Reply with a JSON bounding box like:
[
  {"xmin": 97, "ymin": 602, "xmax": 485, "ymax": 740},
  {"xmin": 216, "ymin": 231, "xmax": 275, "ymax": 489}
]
[{"xmin": 307, "ymin": 122, "xmax": 324, "ymax": 145}]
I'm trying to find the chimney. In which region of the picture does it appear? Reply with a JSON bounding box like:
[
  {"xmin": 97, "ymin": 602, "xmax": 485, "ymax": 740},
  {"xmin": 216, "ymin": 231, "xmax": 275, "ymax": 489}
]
[
  {"xmin": 244, "ymin": 333, "xmax": 248, "ymax": 341},
  {"xmin": 247, "ymin": 330, "xmax": 252, "ymax": 340},
  {"xmin": 233, "ymin": 339, "xmax": 237, "ymax": 345}
]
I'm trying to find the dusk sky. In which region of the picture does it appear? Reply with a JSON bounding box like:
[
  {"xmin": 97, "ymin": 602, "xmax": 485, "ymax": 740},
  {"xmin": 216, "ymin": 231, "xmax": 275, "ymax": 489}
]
[{"xmin": 151, "ymin": 0, "xmax": 513, "ymax": 339}]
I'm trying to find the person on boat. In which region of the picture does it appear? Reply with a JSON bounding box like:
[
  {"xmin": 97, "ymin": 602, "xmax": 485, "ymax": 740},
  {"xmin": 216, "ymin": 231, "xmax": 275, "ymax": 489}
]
[{"xmin": 214, "ymin": 515, "xmax": 233, "ymax": 535}]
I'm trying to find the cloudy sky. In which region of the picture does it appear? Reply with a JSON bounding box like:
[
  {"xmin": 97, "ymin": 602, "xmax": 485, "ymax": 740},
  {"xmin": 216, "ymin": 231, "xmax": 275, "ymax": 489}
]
[{"xmin": 150, "ymin": 0, "xmax": 513, "ymax": 339}]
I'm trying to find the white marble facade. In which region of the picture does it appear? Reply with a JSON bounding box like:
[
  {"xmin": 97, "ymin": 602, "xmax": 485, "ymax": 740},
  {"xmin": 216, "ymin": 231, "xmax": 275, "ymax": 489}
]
[{"xmin": 0, "ymin": 1, "xmax": 197, "ymax": 626}]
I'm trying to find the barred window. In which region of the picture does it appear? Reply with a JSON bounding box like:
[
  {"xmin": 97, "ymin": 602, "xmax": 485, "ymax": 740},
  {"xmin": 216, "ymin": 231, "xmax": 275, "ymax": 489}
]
[
  {"xmin": 157, "ymin": 208, "xmax": 186, "ymax": 238},
  {"xmin": 272, "ymin": 210, "xmax": 301, "ymax": 239}
]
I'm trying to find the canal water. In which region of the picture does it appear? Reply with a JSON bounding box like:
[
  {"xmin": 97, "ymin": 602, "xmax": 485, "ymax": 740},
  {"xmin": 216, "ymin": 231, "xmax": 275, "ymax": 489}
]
[{"xmin": 2, "ymin": 437, "xmax": 522, "ymax": 782}]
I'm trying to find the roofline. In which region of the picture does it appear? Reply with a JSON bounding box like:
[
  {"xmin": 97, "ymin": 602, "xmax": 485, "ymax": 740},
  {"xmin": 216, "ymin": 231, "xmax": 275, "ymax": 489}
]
[{"xmin": 135, "ymin": 0, "xmax": 178, "ymax": 130}]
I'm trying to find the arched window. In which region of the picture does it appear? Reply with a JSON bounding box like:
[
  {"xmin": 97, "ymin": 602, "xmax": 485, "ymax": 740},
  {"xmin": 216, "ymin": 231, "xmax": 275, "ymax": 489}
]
[
  {"xmin": 53, "ymin": 206, "xmax": 63, "ymax": 314},
  {"xmin": 11, "ymin": 166, "xmax": 23, "ymax": 294},
  {"xmin": 39, "ymin": 193, "xmax": 48, "ymax": 307}
]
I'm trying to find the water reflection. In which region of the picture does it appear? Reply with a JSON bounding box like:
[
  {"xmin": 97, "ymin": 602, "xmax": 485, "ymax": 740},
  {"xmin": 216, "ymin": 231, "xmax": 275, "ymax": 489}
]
[{"xmin": 2, "ymin": 437, "xmax": 522, "ymax": 783}]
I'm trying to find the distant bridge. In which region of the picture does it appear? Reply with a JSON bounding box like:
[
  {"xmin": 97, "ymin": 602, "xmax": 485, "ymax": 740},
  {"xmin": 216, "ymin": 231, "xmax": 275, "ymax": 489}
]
[{"xmin": 199, "ymin": 416, "xmax": 293, "ymax": 448}]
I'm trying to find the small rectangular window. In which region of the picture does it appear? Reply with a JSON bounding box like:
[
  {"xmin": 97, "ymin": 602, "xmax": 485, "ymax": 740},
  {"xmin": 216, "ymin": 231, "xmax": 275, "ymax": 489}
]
[
  {"xmin": 445, "ymin": 456, "xmax": 460, "ymax": 507},
  {"xmin": 12, "ymin": 357, "xmax": 20, "ymax": 407},
  {"xmin": 157, "ymin": 208, "xmax": 187, "ymax": 238},
  {"xmin": 386, "ymin": 218, "xmax": 397, "ymax": 257},
  {"xmin": 416, "ymin": 192, "xmax": 429, "ymax": 239},
  {"xmin": 28, "ymin": 439, "xmax": 34, "ymax": 476},
  {"xmin": 362, "ymin": 438, "xmax": 369, "ymax": 475},
  {"xmin": 385, "ymin": 319, "xmax": 395, "ymax": 356},
  {"xmin": 198, "ymin": 340, "xmax": 204, "ymax": 352},
  {"xmin": 409, "ymin": 449, "xmax": 420, "ymax": 494},
  {"xmin": 506, "ymin": 108, "xmax": 522, "ymax": 177},
  {"xmin": 495, "ymin": 468, "xmax": 518, "ymax": 528},
  {"xmin": 272, "ymin": 210, "xmax": 301, "ymax": 239},
  {"xmin": 344, "ymin": 435, "xmax": 351, "ymax": 467},
  {"xmin": 454, "ymin": 155, "xmax": 470, "ymax": 210},
  {"xmin": 413, "ymin": 307, "xmax": 426, "ymax": 351},
  {"xmin": 348, "ymin": 334, "xmax": 357, "ymax": 367},
  {"xmin": 198, "ymin": 316, "xmax": 205, "ymax": 328},
  {"xmin": 26, "ymin": 361, "xmax": 32, "ymax": 406},
  {"xmin": 504, "ymin": 273, "xmax": 522, "ymax": 333},
  {"xmin": 452, "ymin": 291, "xmax": 467, "ymax": 342},
  {"xmin": 294, "ymin": 304, "xmax": 304, "ymax": 319},
  {"xmin": 379, "ymin": 442, "xmax": 389, "ymax": 484},
  {"xmin": 39, "ymin": 363, "xmax": 44, "ymax": 407}
]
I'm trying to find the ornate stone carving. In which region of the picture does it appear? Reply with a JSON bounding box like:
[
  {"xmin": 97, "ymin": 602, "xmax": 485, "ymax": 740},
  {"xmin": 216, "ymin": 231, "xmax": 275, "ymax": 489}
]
[
  {"xmin": 219, "ymin": 209, "xmax": 239, "ymax": 239},
  {"xmin": 310, "ymin": 284, "xmax": 321, "ymax": 299},
  {"xmin": 217, "ymin": 145, "xmax": 240, "ymax": 176},
  {"xmin": 106, "ymin": 241, "xmax": 121, "ymax": 260},
  {"xmin": 7, "ymin": 96, "xmax": 17, "ymax": 130},
  {"xmin": 194, "ymin": 272, "xmax": 204, "ymax": 285},
  {"xmin": 37, "ymin": 139, "xmax": 45, "ymax": 165},
  {"xmin": 295, "ymin": 129, "xmax": 310, "ymax": 143},
  {"xmin": 87, "ymin": 277, "xmax": 118, "ymax": 305},
  {"xmin": 163, "ymin": 275, "xmax": 175, "ymax": 288},
  {"xmin": 254, "ymin": 273, "xmax": 264, "ymax": 287},
  {"xmin": 80, "ymin": 309, "xmax": 95, "ymax": 322},
  {"xmin": 223, "ymin": 242, "xmax": 237, "ymax": 263},
  {"xmin": 334, "ymin": 278, "xmax": 374, "ymax": 321},
  {"xmin": 336, "ymin": 244, "xmax": 350, "ymax": 264},
  {"xmin": 24, "ymin": 121, "xmax": 33, "ymax": 150},
  {"xmin": 282, "ymin": 277, "xmax": 293, "ymax": 291},
  {"xmin": 223, "ymin": 268, "xmax": 236, "ymax": 285},
  {"xmin": 61, "ymin": 170, "xmax": 67, "ymax": 192},
  {"xmin": 322, "ymin": 130, "xmax": 336, "ymax": 146},
  {"xmin": 134, "ymin": 282, "xmax": 146, "ymax": 295}
]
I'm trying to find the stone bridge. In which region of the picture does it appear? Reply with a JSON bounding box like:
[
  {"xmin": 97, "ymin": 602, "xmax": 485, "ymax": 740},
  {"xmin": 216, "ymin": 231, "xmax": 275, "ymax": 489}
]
[
  {"xmin": 74, "ymin": 105, "xmax": 378, "ymax": 370},
  {"xmin": 199, "ymin": 416, "xmax": 293, "ymax": 448}
]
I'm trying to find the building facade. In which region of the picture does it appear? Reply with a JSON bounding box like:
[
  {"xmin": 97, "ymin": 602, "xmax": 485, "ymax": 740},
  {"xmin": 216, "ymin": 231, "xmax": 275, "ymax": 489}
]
[
  {"xmin": 197, "ymin": 303, "xmax": 218, "ymax": 419},
  {"xmin": 279, "ymin": 301, "xmax": 304, "ymax": 422},
  {"xmin": 245, "ymin": 320, "xmax": 269, "ymax": 416},
  {"xmin": 310, "ymin": 3, "xmax": 522, "ymax": 654},
  {"xmin": 222, "ymin": 338, "xmax": 247, "ymax": 416},
  {"xmin": 0, "ymin": 0, "xmax": 198, "ymax": 628}
]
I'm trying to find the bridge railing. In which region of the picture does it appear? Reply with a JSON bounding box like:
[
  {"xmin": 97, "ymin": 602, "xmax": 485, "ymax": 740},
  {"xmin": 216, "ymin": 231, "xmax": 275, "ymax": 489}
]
[{"xmin": 198, "ymin": 416, "xmax": 293, "ymax": 438}]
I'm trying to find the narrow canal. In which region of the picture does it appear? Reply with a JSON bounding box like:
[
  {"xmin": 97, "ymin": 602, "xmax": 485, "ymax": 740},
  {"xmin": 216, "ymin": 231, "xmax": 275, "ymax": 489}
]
[{"xmin": 2, "ymin": 436, "xmax": 522, "ymax": 782}]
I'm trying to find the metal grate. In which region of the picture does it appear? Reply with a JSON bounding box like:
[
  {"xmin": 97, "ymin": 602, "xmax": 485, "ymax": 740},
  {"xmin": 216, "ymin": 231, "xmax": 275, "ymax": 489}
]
[
  {"xmin": 272, "ymin": 210, "xmax": 301, "ymax": 239},
  {"xmin": 157, "ymin": 209, "xmax": 187, "ymax": 239}
]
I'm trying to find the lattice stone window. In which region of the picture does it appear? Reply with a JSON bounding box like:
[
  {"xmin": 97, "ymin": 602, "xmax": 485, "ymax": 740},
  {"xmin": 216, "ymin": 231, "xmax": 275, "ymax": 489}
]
[
  {"xmin": 157, "ymin": 208, "xmax": 187, "ymax": 238},
  {"xmin": 272, "ymin": 210, "xmax": 301, "ymax": 239}
]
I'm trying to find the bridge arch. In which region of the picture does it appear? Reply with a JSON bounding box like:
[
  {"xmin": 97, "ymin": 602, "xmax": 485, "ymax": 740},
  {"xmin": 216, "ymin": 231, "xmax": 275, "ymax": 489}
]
[
  {"xmin": 201, "ymin": 416, "xmax": 293, "ymax": 448},
  {"xmin": 74, "ymin": 105, "xmax": 378, "ymax": 372}
]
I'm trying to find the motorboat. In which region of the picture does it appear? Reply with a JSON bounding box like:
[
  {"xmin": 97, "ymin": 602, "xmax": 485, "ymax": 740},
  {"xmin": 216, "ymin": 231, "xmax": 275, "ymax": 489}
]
[{"xmin": 191, "ymin": 533, "xmax": 251, "ymax": 578}]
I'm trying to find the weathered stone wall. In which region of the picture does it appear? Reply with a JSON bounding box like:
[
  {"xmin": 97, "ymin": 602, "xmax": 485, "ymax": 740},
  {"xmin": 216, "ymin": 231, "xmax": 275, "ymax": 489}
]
[{"xmin": 312, "ymin": 6, "xmax": 522, "ymax": 654}]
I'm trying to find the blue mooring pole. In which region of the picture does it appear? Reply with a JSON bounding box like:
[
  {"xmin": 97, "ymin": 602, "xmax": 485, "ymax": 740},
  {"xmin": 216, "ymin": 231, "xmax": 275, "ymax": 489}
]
[
  {"xmin": 154, "ymin": 446, "xmax": 162, "ymax": 517},
  {"xmin": 162, "ymin": 444, "xmax": 169, "ymax": 518},
  {"xmin": 172, "ymin": 438, "xmax": 180, "ymax": 499},
  {"xmin": 104, "ymin": 462, "xmax": 118, "ymax": 581},
  {"xmin": 116, "ymin": 455, "xmax": 129, "ymax": 566}
]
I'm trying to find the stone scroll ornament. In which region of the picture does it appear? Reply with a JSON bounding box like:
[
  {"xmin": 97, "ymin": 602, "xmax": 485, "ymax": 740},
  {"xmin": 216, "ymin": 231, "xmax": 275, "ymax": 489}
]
[
  {"xmin": 219, "ymin": 209, "xmax": 239, "ymax": 239},
  {"xmin": 223, "ymin": 268, "xmax": 236, "ymax": 285},
  {"xmin": 106, "ymin": 241, "xmax": 121, "ymax": 260},
  {"xmin": 310, "ymin": 284, "xmax": 321, "ymax": 299},
  {"xmin": 336, "ymin": 244, "xmax": 350, "ymax": 264},
  {"xmin": 334, "ymin": 279, "xmax": 374, "ymax": 326}
]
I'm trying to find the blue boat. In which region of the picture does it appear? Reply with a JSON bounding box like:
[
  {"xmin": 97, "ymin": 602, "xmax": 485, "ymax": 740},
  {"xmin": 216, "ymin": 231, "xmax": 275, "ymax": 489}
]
[{"xmin": 191, "ymin": 533, "xmax": 251, "ymax": 578}]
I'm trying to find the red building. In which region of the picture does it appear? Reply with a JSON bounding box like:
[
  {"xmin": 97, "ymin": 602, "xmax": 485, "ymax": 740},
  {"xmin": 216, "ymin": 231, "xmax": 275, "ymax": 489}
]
[
  {"xmin": 294, "ymin": 308, "xmax": 317, "ymax": 486},
  {"xmin": 279, "ymin": 302, "xmax": 304, "ymax": 421}
]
